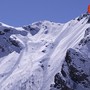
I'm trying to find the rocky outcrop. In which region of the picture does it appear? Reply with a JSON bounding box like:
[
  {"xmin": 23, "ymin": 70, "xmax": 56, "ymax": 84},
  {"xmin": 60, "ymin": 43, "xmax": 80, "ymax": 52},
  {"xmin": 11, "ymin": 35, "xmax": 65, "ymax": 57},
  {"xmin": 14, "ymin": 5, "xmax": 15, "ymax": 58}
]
[
  {"xmin": 50, "ymin": 27, "xmax": 90, "ymax": 90},
  {"xmin": 0, "ymin": 24, "xmax": 27, "ymax": 57}
]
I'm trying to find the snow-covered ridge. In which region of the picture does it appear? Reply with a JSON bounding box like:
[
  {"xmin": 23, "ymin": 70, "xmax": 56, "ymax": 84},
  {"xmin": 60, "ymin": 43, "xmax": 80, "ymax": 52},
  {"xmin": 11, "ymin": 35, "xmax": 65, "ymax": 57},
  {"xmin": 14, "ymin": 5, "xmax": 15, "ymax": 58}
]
[
  {"xmin": 0, "ymin": 13, "xmax": 90, "ymax": 90},
  {"xmin": 50, "ymin": 14, "xmax": 90, "ymax": 90}
]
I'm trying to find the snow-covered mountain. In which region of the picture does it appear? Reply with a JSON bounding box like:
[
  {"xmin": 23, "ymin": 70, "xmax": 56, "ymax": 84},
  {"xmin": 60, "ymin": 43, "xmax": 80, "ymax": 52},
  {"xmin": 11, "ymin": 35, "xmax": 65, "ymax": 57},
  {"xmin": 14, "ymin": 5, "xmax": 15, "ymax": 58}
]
[{"xmin": 0, "ymin": 13, "xmax": 90, "ymax": 90}]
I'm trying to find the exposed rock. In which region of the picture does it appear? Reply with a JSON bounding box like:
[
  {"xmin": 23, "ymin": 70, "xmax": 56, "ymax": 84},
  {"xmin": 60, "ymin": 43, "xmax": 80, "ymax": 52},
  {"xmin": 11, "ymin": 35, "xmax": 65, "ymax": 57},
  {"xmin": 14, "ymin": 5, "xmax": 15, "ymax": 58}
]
[{"xmin": 51, "ymin": 28, "xmax": 90, "ymax": 90}]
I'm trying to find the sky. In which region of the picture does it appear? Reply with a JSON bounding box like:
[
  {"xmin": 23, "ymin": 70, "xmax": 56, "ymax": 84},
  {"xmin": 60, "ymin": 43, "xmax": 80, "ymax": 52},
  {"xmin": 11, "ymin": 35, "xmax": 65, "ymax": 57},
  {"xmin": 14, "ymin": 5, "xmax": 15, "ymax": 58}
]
[{"xmin": 0, "ymin": 0, "xmax": 90, "ymax": 26}]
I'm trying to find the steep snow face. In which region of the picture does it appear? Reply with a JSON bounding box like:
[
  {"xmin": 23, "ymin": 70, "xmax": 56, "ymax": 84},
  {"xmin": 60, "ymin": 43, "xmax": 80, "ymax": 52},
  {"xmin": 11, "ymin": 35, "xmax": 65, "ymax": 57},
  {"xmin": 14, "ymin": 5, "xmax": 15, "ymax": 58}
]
[
  {"xmin": 50, "ymin": 16, "xmax": 90, "ymax": 90},
  {"xmin": 0, "ymin": 14, "xmax": 90, "ymax": 90}
]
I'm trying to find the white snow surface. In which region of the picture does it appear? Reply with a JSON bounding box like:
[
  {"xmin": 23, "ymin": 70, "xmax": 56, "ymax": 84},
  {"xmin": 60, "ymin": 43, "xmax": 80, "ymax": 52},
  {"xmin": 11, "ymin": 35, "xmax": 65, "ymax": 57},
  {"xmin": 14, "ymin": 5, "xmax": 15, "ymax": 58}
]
[{"xmin": 0, "ymin": 15, "xmax": 90, "ymax": 90}]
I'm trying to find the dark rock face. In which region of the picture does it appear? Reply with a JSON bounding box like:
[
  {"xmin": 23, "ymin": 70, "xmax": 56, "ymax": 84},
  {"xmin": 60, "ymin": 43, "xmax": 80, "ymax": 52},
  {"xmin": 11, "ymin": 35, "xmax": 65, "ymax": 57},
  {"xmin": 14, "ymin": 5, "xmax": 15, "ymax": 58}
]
[
  {"xmin": 50, "ymin": 28, "xmax": 90, "ymax": 90},
  {"xmin": 0, "ymin": 26, "xmax": 27, "ymax": 57},
  {"xmin": 87, "ymin": 17, "xmax": 90, "ymax": 23},
  {"xmin": 84, "ymin": 28, "xmax": 90, "ymax": 37},
  {"xmin": 51, "ymin": 49, "xmax": 90, "ymax": 90},
  {"xmin": 23, "ymin": 24, "xmax": 40, "ymax": 36},
  {"xmin": 77, "ymin": 13, "xmax": 89, "ymax": 21},
  {"xmin": 53, "ymin": 73, "xmax": 73, "ymax": 90}
]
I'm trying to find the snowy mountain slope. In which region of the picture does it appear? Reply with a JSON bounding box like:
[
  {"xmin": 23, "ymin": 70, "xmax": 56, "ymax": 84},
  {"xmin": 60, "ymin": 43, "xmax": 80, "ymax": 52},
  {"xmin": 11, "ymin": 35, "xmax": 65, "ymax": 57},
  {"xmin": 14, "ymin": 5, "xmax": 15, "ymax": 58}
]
[
  {"xmin": 50, "ymin": 19, "xmax": 90, "ymax": 90},
  {"xmin": 0, "ymin": 13, "xmax": 90, "ymax": 90}
]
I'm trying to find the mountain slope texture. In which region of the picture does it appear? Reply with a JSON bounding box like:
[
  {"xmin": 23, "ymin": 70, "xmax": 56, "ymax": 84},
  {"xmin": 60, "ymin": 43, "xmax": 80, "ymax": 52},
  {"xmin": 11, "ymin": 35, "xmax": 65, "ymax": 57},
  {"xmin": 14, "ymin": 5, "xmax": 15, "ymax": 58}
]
[{"xmin": 0, "ymin": 13, "xmax": 90, "ymax": 90}]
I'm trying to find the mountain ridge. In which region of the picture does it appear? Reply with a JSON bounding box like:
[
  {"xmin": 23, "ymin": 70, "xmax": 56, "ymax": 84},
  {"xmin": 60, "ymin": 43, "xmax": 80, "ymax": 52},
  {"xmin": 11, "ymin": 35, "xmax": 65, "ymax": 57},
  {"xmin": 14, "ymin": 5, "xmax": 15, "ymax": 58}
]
[{"xmin": 0, "ymin": 13, "xmax": 90, "ymax": 90}]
